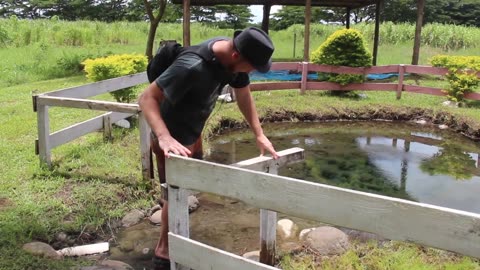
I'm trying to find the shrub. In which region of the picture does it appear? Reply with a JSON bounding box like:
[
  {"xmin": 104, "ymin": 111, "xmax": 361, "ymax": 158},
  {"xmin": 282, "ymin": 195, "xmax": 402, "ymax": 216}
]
[
  {"xmin": 430, "ymin": 55, "xmax": 480, "ymax": 102},
  {"xmin": 311, "ymin": 29, "xmax": 372, "ymax": 95},
  {"xmin": 83, "ymin": 54, "xmax": 147, "ymax": 103}
]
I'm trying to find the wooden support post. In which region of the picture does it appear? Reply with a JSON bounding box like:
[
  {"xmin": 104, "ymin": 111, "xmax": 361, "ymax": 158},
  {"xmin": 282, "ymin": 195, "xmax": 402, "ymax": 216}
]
[
  {"xmin": 392, "ymin": 138, "xmax": 398, "ymax": 148},
  {"xmin": 397, "ymin": 64, "xmax": 405, "ymax": 100},
  {"xmin": 372, "ymin": 0, "xmax": 381, "ymax": 66},
  {"xmin": 346, "ymin": 7, "xmax": 351, "ymax": 29},
  {"xmin": 259, "ymin": 161, "xmax": 278, "ymax": 266},
  {"xmin": 412, "ymin": 0, "xmax": 425, "ymax": 65},
  {"xmin": 404, "ymin": 140, "xmax": 411, "ymax": 152},
  {"xmin": 300, "ymin": 62, "xmax": 308, "ymax": 94},
  {"xmin": 183, "ymin": 0, "xmax": 191, "ymax": 46},
  {"xmin": 168, "ymin": 186, "xmax": 190, "ymax": 270},
  {"xmin": 261, "ymin": 4, "xmax": 271, "ymax": 34},
  {"xmin": 366, "ymin": 137, "xmax": 371, "ymax": 145},
  {"xmin": 303, "ymin": 0, "xmax": 311, "ymax": 62},
  {"xmin": 139, "ymin": 112, "xmax": 152, "ymax": 183},
  {"xmin": 37, "ymin": 102, "xmax": 51, "ymax": 167},
  {"xmin": 103, "ymin": 114, "xmax": 112, "ymax": 141}
]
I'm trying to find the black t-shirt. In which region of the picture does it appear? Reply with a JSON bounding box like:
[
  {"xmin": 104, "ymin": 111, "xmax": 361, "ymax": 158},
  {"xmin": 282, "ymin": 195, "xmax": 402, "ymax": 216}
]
[{"xmin": 155, "ymin": 38, "xmax": 250, "ymax": 145}]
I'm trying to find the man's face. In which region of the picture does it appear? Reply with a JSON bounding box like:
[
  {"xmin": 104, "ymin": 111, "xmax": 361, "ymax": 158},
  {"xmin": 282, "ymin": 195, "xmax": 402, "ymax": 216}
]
[{"xmin": 229, "ymin": 51, "xmax": 255, "ymax": 73}]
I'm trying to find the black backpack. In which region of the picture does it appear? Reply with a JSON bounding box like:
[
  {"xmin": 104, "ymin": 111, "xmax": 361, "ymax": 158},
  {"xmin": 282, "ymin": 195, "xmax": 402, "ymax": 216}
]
[{"xmin": 146, "ymin": 40, "xmax": 212, "ymax": 83}]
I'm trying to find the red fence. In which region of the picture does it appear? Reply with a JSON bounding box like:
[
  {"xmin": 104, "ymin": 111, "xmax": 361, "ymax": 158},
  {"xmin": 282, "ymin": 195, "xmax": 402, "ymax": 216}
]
[{"xmin": 250, "ymin": 63, "xmax": 480, "ymax": 101}]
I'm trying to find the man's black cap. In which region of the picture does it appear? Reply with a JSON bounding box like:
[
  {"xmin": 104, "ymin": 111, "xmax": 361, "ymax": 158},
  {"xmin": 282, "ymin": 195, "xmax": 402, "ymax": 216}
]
[{"xmin": 233, "ymin": 27, "xmax": 274, "ymax": 73}]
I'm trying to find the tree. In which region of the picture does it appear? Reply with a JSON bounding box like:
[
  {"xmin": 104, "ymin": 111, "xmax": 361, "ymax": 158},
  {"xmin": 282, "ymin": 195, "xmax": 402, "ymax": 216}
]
[
  {"xmin": 215, "ymin": 5, "xmax": 252, "ymax": 29},
  {"xmin": 143, "ymin": 0, "xmax": 167, "ymax": 61}
]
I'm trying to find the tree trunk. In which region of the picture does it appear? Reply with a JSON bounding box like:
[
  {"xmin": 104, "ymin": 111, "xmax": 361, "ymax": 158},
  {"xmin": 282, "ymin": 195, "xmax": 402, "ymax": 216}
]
[
  {"xmin": 412, "ymin": 0, "xmax": 425, "ymax": 65},
  {"xmin": 146, "ymin": 20, "xmax": 160, "ymax": 61},
  {"xmin": 261, "ymin": 4, "xmax": 271, "ymax": 34}
]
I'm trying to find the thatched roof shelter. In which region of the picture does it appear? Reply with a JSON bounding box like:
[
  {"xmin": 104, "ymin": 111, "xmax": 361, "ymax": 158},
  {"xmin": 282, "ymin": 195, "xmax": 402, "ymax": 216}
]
[{"xmin": 173, "ymin": 0, "xmax": 425, "ymax": 65}]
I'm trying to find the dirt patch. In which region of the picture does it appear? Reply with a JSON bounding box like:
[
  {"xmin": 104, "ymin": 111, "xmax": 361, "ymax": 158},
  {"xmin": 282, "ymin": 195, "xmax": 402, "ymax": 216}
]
[
  {"xmin": 0, "ymin": 197, "xmax": 13, "ymax": 210},
  {"xmin": 211, "ymin": 107, "xmax": 480, "ymax": 141}
]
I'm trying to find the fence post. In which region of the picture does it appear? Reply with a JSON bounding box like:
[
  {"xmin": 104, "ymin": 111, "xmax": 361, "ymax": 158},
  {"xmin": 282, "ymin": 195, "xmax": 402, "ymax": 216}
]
[
  {"xmin": 138, "ymin": 112, "xmax": 152, "ymax": 183},
  {"xmin": 259, "ymin": 161, "xmax": 278, "ymax": 266},
  {"xmin": 36, "ymin": 96, "xmax": 52, "ymax": 167},
  {"xmin": 103, "ymin": 113, "xmax": 112, "ymax": 141},
  {"xmin": 301, "ymin": 62, "xmax": 308, "ymax": 94},
  {"xmin": 168, "ymin": 186, "xmax": 190, "ymax": 270},
  {"xmin": 397, "ymin": 64, "xmax": 405, "ymax": 100}
]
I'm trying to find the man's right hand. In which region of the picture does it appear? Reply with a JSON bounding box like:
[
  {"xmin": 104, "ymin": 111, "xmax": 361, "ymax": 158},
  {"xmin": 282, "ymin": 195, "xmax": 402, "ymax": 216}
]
[{"xmin": 157, "ymin": 134, "xmax": 191, "ymax": 158}]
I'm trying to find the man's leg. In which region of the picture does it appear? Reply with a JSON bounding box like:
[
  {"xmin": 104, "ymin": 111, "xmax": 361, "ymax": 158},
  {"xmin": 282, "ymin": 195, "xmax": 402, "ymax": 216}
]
[{"xmin": 151, "ymin": 136, "xmax": 203, "ymax": 263}]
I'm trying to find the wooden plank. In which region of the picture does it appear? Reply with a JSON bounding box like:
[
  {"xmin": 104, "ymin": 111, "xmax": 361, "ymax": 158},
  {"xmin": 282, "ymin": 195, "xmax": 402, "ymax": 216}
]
[
  {"xmin": 250, "ymin": 82, "xmax": 300, "ymax": 91},
  {"xmin": 260, "ymin": 162, "xmax": 278, "ymax": 266},
  {"xmin": 168, "ymin": 233, "xmax": 279, "ymax": 270},
  {"xmin": 103, "ymin": 114, "xmax": 112, "ymax": 141},
  {"xmin": 308, "ymin": 64, "xmax": 365, "ymax": 74},
  {"xmin": 37, "ymin": 96, "xmax": 140, "ymax": 114},
  {"xmin": 49, "ymin": 112, "xmax": 133, "ymax": 149},
  {"xmin": 271, "ymin": 62, "xmax": 301, "ymax": 71},
  {"xmin": 397, "ymin": 64, "xmax": 405, "ymax": 100},
  {"xmin": 166, "ymin": 156, "xmax": 480, "ymax": 259},
  {"xmin": 306, "ymin": 82, "xmax": 397, "ymax": 91},
  {"xmin": 37, "ymin": 104, "xmax": 51, "ymax": 167},
  {"xmin": 168, "ymin": 187, "xmax": 190, "ymax": 270},
  {"xmin": 405, "ymin": 65, "xmax": 448, "ymax": 76},
  {"xmin": 365, "ymin": 65, "xmax": 399, "ymax": 74},
  {"xmin": 42, "ymin": 72, "xmax": 148, "ymax": 99},
  {"xmin": 301, "ymin": 62, "xmax": 308, "ymax": 94},
  {"xmin": 404, "ymin": 85, "xmax": 446, "ymax": 96},
  {"xmin": 138, "ymin": 112, "xmax": 152, "ymax": 182},
  {"xmin": 464, "ymin": 92, "xmax": 480, "ymax": 101},
  {"xmin": 231, "ymin": 147, "xmax": 304, "ymax": 172}
]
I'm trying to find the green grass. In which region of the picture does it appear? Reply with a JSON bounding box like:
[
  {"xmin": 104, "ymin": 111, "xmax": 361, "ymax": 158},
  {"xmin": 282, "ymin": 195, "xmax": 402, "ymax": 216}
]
[{"xmin": 280, "ymin": 241, "xmax": 480, "ymax": 270}]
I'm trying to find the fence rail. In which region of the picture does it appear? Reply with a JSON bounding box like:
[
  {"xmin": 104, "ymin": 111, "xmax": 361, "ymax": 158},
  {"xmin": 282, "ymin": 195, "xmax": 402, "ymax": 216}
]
[
  {"xmin": 166, "ymin": 154, "xmax": 480, "ymax": 270},
  {"xmin": 33, "ymin": 62, "xmax": 480, "ymax": 180}
]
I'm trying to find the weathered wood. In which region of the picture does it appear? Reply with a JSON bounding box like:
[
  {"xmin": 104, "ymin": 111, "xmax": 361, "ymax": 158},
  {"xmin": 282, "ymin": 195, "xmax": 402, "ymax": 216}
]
[
  {"xmin": 303, "ymin": 0, "xmax": 311, "ymax": 62},
  {"xmin": 464, "ymin": 92, "xmax": 480, "ymax": 101},
  {"xmin": 250, "ymin": 82, "xmax": 301, "ymax": 91},
  {"xmin": 261, "ymin": 4, "xmax": 271, "ymax": 34},
  {"xmin": 372, "ymin": 0, "xmax": 381, "ymax": 65},
  {"xmin": 49, "ymin": 112, "xmax": 133, "ymax": 149},
  {"xmin": 166, "ymin": 155, "xmax": 480, "ymax": 259},
  {"xmin": 103, "ymin": 114, "xmax": 112, "ymax": 141},
  {"xmin": 301, "ymin": 62, "xmax": 308, "ymax": 94},
  {"xmin": 308, "ymin": 63, "xmax": 366, "ymax": 74},
  {"xmin": 139, "ymin": 112, "xmax": 152, "ymax": 182},
  {"xmin": 231, "ymin": 147, "xmax": 304, "ymax": 172},
  {"xmin": 405, "ymin": 65, "xmax": 448, "ymax": 76},
  {"xmin": 168, "ymin": 233, "xmax": 279, "ymax": 270},
  {"xmin": 412, "ymin": 0, "xmax": 425, "ymax": 65},
  {"xmin": 168, "ymin": 186, "xmax": 190, "ymax": 270},
  {"xmin": 397, "ymin": 64, "xmax": 405, "ymax": 100},
  {"xmin": 306, "ymin": 82, "xmax": 397, "ymax": 91},
  {"xmin": 37, "ymin": 96, "xmax": 140, "ymax": 114},
  {"xmin": 271, "ymin": 62, "xmax": 302, "ymax": 71},
  {"xmin": 183, "ymin": 0, "xmax": 191, "ymax": 46},
  {"xmin": 403, "ymin": 85, "xmax": 446, "ymax": 96},
  {"xmin": 42, "ymin": 73, "xmax": 148, "ymax": 99},
  {"xmin": 259, "ymin": 162, "xmax": 278, "ymax": 266},
  {"xmin": 37, "ymin": 103, "xmax": 51, "ymax": 166}
]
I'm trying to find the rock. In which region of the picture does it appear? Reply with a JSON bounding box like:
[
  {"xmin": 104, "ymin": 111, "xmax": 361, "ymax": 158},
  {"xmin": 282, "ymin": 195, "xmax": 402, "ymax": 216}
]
[
  {"xmin": 147, "ymin": 205, "xmax": 162, "ymax": 217},
  {"xmin": 79, "ymin": 267, "xmax": 113, "ymax": 270},
  {"xmin": 338, "ymin": 227, "xmax": 386, "ymax": 243},
  {"xmin": 100, "ymin": 260, "xmax": 134, "ymax": 270},
  {"xmin": 415, "ymin": 119, "xmax": 427, "ymax": 125},
  {"xmin": 299, "ymin": 228, "xmax": 316, "ymax": 241},
  {"xmin": 277, "ymin": 219, "xmax": 298, "ymax": 240},
  {"xmin": 438, "ymin": 124, "xmax": 448, "ymax": 129},
  {"xmin": 55, "ymin": 232, "xmax": 68, "ymax": 242},
  {"xmin": 149, "ymin": 209, "xmax": 162, "ymax": 225},
  {"xmin": 442, "ymin": 100, "xmax": 458, "ymax": 108},
  {"xmin": 242, "ymin": 250, "xmax": 260, "ymax": 261},
  {"xmin": 22, "ymin": 242, "xmax": 62, "ymax": 260},
  {"xmin": 188, "ymin": 195, "xmax": 200, "ymax": 213},
  {"xmin": 121, "ymin": 209, "xmax": 145, "ymax": 227},
  {"xmin": 305, "ymin": 226, "xmax": 350, "ymax": 256},
  {"xmin": 279, "ymin": 242, "xmax": 303, "ymax": 254},
  {"xmin": 114, "ymin": 119, "xmax": 130, "ymax": 129}
]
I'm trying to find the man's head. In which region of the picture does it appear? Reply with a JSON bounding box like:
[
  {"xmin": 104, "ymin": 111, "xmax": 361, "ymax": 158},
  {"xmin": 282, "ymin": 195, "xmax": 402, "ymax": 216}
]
[{"xmin": 227, "ymin": 27, "xmax": 274, "ymax": 74}]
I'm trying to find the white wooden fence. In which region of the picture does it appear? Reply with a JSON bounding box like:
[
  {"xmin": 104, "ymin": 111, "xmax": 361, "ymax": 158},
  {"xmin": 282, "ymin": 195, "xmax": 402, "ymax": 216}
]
[
  {"xmin": 32, "ymin": 73, "xmax": 152, "ymax": 181},
  {"xmin": 166, "ymin": 151, "xmax": 480, "ymax": 270}
]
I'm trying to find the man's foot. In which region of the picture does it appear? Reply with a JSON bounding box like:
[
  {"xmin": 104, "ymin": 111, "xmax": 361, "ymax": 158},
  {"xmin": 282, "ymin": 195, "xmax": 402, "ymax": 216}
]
[{"xmin": 152, "ymin": 255, "xmax": 170, "ymax": 270}]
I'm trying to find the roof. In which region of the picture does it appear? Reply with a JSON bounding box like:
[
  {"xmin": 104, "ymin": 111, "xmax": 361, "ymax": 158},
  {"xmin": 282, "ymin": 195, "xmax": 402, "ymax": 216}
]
[{"xmin": 171, "ymin": 0, "xmax": 377, "ymax": 8}]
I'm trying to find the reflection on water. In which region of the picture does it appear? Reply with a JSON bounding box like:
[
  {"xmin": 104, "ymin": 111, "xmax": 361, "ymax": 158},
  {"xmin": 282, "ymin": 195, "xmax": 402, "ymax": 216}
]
[{"xmin": 207, "ymin": 121, "xmax": 480, "ymax": 214}]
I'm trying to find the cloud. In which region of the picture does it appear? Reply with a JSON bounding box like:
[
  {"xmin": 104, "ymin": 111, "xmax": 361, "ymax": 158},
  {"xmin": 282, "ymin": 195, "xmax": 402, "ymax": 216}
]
[{"xmin": 250, "ymin": 5, "xmax": 282, "ymax": 23}]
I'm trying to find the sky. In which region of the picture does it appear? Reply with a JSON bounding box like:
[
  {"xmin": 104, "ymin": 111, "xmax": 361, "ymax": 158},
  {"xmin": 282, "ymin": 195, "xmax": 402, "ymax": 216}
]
[{"xmin": 249, "ymin": 5, "xmax": 282, "ymax": 23}]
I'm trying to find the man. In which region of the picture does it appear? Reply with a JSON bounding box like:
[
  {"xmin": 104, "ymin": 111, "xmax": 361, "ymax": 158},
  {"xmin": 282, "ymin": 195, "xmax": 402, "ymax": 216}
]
[{"xmin": 138, "ymin": 27, "xmax": 279, "ymax": 270}]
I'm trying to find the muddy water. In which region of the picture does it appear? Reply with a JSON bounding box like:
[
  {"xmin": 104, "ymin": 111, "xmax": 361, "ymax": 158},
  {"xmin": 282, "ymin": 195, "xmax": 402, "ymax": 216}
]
[{"xmin": 112, "ymin": 121, "xmax": 480, "ymax": 269}]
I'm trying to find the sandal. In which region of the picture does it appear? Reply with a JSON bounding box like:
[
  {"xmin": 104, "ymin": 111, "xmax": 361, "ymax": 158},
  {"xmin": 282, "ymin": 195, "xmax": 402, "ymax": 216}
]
[{"xmin": 152, "ymin": 255, "xmax": 171, "ymax": 270}]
